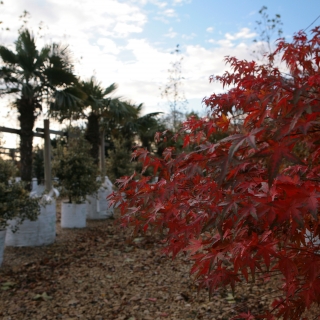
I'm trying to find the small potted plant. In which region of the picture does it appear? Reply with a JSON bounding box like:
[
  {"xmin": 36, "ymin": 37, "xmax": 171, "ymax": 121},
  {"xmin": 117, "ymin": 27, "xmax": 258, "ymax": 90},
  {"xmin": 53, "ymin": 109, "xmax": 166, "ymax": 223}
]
[
  {"xmin": 0, "ymin": 158, "xmax": 39, "ymax": 265},
  {"xmin": 53, "ymin": 131, "xmax": 99, "ymax": 228}
]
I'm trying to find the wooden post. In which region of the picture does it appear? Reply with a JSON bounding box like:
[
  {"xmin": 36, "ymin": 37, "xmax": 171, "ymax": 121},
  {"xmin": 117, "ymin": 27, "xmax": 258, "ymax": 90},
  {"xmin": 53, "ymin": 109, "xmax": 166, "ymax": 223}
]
[
  {"xmin": 100, "ymin": 128, "xmax": 106, "ymax": 178},
  {"xmin": 10, "ymin": 149, "xmax": 16, "ymax": 161},
  {"xmin": 44, "ymin": 119, "xmax": 52, "ymax": 191}
]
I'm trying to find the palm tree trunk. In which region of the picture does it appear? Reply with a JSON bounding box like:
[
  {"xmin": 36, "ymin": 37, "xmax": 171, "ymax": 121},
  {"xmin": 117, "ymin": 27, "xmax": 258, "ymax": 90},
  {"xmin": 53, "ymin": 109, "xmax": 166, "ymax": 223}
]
[
  {"xmin": 85, "ymin": 113, "xmax": 100, "ymax": 165},
  {"xmin": 17, "ymin": 97, "xmax": 37, "ymax": 188}
]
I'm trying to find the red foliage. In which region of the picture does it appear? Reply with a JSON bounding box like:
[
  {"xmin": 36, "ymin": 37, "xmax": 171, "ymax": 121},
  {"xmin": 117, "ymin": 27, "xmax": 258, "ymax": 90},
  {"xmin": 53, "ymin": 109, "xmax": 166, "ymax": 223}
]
[{"xmin": 110, "ymin": 27, "xmax": 320, "ymax": 319}]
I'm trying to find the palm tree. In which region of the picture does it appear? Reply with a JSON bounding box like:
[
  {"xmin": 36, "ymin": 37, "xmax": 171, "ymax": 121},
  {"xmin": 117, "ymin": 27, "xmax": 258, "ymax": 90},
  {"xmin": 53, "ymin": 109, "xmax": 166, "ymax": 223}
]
[
  {"xmin": 0, "ymin": 29, "xmax": 83, "ymax": 186},
  {"xmin": 120, "ymin": 103, "xmax": 163, "ymax": 152},
  {"xmin": 79, "ymin": 77, "xmax": 137, "ymax": 164}
]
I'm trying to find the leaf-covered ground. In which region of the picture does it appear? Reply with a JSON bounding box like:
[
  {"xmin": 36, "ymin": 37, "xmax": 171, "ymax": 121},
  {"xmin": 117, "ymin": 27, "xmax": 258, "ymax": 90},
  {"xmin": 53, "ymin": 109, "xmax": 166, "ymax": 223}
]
[{"xmin": 0, "ymin": 201, "xmax": 318, "ymax": 320}]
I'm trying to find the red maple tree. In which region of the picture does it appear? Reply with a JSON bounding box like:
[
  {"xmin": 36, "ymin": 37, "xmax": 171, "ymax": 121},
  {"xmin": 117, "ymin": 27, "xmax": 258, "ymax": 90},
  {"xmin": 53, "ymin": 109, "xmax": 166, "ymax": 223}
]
[{"xmin": 110, "ymin": 27, "xmax": 320, "ymax": 319}]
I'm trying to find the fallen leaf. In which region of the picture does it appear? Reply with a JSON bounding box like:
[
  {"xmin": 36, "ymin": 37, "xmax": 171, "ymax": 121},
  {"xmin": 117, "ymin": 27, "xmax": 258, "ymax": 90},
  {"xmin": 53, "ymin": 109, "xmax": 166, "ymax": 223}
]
[
  {"xmin": 67, "ymin": 299, "xmax": 79, "ymax": 305},
  {"xmin": 1, "ymin": 282, "xmax": 16, "ymax": 291},
  {"xmin": 32, "ymin": 292, "xmax": 52, "ymax": 301},
  {"xmin": 226, "ymin": 293, "xmax": 236, "ymax": 304}
]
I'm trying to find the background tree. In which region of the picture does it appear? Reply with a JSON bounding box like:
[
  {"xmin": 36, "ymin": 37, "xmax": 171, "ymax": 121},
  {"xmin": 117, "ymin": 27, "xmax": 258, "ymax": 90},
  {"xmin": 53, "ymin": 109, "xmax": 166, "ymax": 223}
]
[
  {"xmin": 32, "ymin": 145, "xmax": 44, "ymax": 184},
  {"xmin": 0, "ymin": 29, "xmax": 82, "ymax": 186},
  {"xmin": 0, "ymin": 1, "xmax": 10, "ymax": 33},
  {"xmin": 52, "ymin": 76, "xmax": 139, "ymax": 165},
  {"xmin": 105, "ymin": 138, "xmax": 136, "ymax": 182},
  {"xmin": 105, "ymin": 103, "xmax": 163, "ymax": 181},
  {"xmin": 112, "ymin": 27, "xmax": 320, "ymax": 319},
  {"xmin": 160, "ymin": 44, "xmax": 188, "ymax": 132},
  {"xmin": 82, "ymin": 78, "xmax": 136, "ymax": 164},
  {"xmin": 0, "ymin": 1, "xmax": 4, "ymax": 28},
  {"xmin": 119, "ymin": 103, "xmax": 162, "ymax": 152},
  {"xmin": 252, "ymin": 6, "xmax": 283, "ymax": 62}
]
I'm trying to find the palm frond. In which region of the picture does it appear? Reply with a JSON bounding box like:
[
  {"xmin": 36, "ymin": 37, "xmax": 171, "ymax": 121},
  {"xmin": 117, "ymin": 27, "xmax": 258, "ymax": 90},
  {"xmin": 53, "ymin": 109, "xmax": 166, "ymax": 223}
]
[
  {"xmin": 15, "ymin": 29, "xmax": 38, "ymax": 75},
  {"xmin": 0, "ymin": 66, "xmax": 18, "ymax": 85},
  {"xmin": 50, "ymin": 86, "xmax": 85, "ymax": 121},
  {"xmin": 0, "ymin": 46, "xmax": 17, "ymax": 64},
  {"xmin": 103, "ymin": 83, "xmax": 117, "ymax": 96},
  {"xmin": 106, "ymin": 99, "xmax": 138, "ymax": 121},
  {"xmin": 44, "ymin": 67, "xmax": 78, "ymax": 86}
]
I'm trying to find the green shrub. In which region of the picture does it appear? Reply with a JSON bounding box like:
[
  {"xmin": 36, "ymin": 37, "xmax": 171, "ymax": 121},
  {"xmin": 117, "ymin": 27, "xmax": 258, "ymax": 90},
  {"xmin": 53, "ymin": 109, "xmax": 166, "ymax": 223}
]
[
  {"xmin": 0, "ymin": 158, "xmax": 39, "ymax": 230},
  {"xmin": 105, "ymin": 138, "xmax": 136, "ymax": 183},
  {"xmin": 52, "ymin": 131, "xmax": 99, "ymax": 203}
]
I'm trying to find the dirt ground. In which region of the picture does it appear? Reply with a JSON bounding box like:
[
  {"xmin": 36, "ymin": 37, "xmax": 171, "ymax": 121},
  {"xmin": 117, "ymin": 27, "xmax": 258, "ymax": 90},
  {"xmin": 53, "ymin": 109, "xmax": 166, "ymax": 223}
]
[{"xmin": 0, "ymin": 201, "xmax": 319, "ymax": 320}]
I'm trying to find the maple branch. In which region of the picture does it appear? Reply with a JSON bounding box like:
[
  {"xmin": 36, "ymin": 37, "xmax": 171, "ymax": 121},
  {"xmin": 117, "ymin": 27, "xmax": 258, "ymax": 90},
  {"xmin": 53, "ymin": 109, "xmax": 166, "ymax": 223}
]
[
  {"xmin": 278, "ymin": 83, "xmax": 320, "ymax": 103},
  {"xmin": 283, "ymin": 246, "xmax": 318, "ymax": 254},
  {"xmin": 300, "ymin": 177, "xmax": 320, "ymax": 183}
]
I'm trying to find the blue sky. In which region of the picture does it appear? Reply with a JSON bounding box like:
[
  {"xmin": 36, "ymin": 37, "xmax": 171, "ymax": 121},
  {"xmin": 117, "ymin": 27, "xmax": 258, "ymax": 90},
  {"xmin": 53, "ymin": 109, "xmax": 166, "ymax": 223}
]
[{"xmin": 0, "ymin": 0, "xmax": 319, "ymax": 146}]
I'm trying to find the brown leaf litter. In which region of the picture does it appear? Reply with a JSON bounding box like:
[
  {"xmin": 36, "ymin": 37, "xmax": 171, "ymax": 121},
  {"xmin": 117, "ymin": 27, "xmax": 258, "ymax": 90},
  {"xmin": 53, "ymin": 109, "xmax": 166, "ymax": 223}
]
[{"xmin": 0, "ymin": 201, "xmax": 319, "ymax": 320}]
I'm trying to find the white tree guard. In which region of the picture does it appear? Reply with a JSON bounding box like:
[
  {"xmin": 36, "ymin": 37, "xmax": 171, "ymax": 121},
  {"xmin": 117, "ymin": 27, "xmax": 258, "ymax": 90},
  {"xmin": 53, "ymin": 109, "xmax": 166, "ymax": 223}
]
[
  {"xmin": 0, "ymin": 229, "xmax": 6, "ymax": 266},
  {"xmin": 86, "ymin": 194, "xmax": 99, "ymax": 219},
  {"xmin": 5, "ymin": 201, "xmax": 56, "ymax": 247},
  {"xmin": 32, "ymin": 178, "xmax": 37, "ymax": 192},
  {"xmin": 31, "ymin": 178, "xmax": 45, "ymax": 196},
  {"xmin": 104, "ymin": 176, "xmax": 114, "ymax": 217},
  {"xmin": 38, "ymin": 201, "xmax": 56, "ymax": 245},
  {"xmin": 87, "ymin": 176, "xmax": 114, "ymax": 220},
  {"xmin": 61, "ymin": 202, "xmax": 86, "ymax": 228}
]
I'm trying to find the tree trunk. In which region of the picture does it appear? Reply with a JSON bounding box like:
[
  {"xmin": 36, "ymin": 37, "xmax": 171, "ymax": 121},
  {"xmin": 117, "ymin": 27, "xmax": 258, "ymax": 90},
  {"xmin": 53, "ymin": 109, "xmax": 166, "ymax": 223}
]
[
  {"xmin": 85, "ymin": 113, "xmax": 100, "ymax": 165},
  {"xmin": 17, "ymin": 97, "xmax": 37, "ymax": 188}
]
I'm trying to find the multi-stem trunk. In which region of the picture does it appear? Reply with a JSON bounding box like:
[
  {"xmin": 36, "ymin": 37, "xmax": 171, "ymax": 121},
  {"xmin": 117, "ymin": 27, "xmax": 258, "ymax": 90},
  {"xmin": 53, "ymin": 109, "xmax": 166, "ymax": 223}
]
[
  {"xmin": 17, "ymin": 97, "xmax": 37, "ymax": 189},
  {"xmin": 85, "ymin": 112, "xmax": 100, "ymax": 165}
]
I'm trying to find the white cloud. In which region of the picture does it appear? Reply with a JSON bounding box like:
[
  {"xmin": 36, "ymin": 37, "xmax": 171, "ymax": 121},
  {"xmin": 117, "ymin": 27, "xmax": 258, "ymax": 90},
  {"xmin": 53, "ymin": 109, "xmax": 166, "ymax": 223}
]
[
  {"xmin": 96, "ymin": 38, "xmax": 120, "ymax": 54},
  {"xmin": 152, "ymin": 1, "xmax": 167, "ymax": 8},
  {"xmin": 113, "ymin": 22, "xmax": 144, "ymax": 38},
  {"xmin": 217, "ymin": 39, "xmax": 234, "ymax": 47},
  {"xmin": 182, "ymin": 32, "xmax": 196, "ymax": 40},
  {"xmin": 162, "ymin": 8, "xmax": 176, "ymax": 17},
  {"xmin": 11, "ymin": 0, "xmax": 148, "ymax": 40},
  {"xmin": 164, "ymin": 27, "xmax": 178, "ymax": 38},
  {"xmin": 225, "ymin": 27, "xmax": 256, "ymax": 41},
  {"xmin": 173, "ymin": 0, "xmax": 191, "ymax": 5},
  {"xmin": 126, "ymin": 0, "xmax": 167, "ymax": 7},
  {"xmin": 206, "ymin": 27, "xmax": 214, "ymax": 33}
]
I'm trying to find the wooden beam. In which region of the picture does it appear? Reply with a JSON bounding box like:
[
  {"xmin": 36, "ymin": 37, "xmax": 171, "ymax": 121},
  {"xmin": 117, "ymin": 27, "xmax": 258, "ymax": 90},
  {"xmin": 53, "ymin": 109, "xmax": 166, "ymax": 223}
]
[
  {"xmin": 0, "ymin": 151, "xmax": 19, "ymax": 158},
  {"xmin": 36, "ymin": 127, "xmax": 77, "ymax": 138},
  {"xmin": 36, "ymin": 127, "xmax": 67, "ymax": 136},
  {"xmin": 0, "ymin": 147, "xmax": 17, "ymax": 151},
  {"xmin": 0, "ymin": 126, "xmax": 44, "ymax": 138},
  {"xmin": 0, "ymin": 126, "xmax": 20, "ymax": 135}
]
